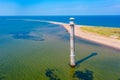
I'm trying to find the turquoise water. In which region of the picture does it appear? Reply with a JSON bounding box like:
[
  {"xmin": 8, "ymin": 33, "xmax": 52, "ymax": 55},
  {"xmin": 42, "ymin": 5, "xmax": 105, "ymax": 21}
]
[
  {"xmin": 1, "ymin": 15, "xmax": 120, "ymax": 27},
  {"xmin": 0, "ymin": 18, "xmax": 120, "ymax": 80}
]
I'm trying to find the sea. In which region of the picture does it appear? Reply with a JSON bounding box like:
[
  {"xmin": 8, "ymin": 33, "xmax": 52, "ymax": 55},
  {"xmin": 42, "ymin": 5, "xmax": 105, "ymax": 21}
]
[
  {"xmin": 1, "ymin": 15, "xmax": 120, "ymax": 27},
  {"xmin": 0, "ymin": 16, "xmax": 120, "ymax": 80}
]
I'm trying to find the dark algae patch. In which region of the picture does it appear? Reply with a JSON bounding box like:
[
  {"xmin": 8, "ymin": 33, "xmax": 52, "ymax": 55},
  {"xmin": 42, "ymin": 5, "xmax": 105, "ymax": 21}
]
[
  {"xmin": 0, "ymin": 74, "xmax": 6, "ymax": 80},
  {"xmin": 45, "ymin": 69, "xmax": 61, "ymax": 80},
  {"xmin": 73, "ymin": 69, "xmax": 93, "ymax": 80},
  {"xmin": 10, "ymin": 31, "xmax": 45, "ymax": 41}
]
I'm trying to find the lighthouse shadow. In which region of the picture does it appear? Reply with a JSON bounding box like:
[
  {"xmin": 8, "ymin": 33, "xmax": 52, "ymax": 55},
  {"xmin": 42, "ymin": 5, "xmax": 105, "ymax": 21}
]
[{"xmin": 76, "ymin": 52, "xmax": 98, "ymax": 67}]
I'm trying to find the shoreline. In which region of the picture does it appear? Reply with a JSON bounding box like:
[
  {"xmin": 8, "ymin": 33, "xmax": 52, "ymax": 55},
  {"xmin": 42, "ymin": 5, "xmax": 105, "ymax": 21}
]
[
  {"xmin": 49, "ymin": 21, "xmax": 120, "ymax": 50},
  {"xmin": 21, "ymin": 19, "xmax": 120, "ymax": 50}
]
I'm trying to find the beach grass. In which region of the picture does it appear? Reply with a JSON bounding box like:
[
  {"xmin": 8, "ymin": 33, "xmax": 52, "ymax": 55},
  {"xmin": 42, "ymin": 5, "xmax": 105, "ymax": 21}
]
[{"xmin": 80, "ymin": 26, "xmax": 120, "ymax": 39}]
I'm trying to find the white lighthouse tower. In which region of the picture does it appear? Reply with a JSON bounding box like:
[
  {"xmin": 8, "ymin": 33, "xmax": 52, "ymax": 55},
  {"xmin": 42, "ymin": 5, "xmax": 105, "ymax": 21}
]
[{"xmin": 69, "ymin": 17, "xmax": 76, "ymax": 67}]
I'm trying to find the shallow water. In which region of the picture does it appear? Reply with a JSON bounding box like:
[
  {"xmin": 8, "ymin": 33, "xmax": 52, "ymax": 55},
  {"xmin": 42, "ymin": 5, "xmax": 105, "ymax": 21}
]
[{"xmin": 0, "ymin": 19, "xmax": 120, "ymax": 80}]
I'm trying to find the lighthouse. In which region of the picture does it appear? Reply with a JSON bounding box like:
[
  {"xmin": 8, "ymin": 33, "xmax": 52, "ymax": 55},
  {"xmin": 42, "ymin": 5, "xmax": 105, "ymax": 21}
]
[{"xmin": 69, "ymin": 17, "xmax": 76, "ymax": 67}]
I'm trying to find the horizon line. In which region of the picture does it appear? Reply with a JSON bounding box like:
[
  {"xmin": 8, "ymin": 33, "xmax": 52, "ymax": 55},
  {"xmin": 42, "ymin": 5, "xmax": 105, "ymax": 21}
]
[{"xmin": 0, "ymin": 15, "xmax": 120, "ymax": 16}]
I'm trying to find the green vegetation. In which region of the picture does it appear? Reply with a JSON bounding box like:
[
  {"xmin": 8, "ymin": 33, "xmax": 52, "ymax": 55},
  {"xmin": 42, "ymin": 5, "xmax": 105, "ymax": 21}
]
[{"xmin": 80, "ymin": 26, "xmax": 120, "ymax": 39}]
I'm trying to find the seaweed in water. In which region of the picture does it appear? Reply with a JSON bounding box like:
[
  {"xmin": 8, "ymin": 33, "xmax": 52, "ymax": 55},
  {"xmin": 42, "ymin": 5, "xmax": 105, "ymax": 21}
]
[
  {"xmin": 73, "ymin": 69, "xmax": 93, "ymax": 80},
  {"xmin": 0, "ymin": 75, "xmax": 6, "ymax": 80},
  {"xmin": 45, "ymin": 69, "xmax": 60, "ymax": 80},
  {"xmin": 11, "ymin": 31, "xmax": 45, "ymax": 41}
]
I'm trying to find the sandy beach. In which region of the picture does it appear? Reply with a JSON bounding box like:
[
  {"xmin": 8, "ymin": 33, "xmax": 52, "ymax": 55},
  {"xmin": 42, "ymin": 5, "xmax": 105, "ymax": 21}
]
[
  {"xmin": 22, "ymin": 19, "xmax": 120, "ymax": 50},
  {"xmin": 49, "ymin": 21, "xmax": 120, "ymax": 50}
]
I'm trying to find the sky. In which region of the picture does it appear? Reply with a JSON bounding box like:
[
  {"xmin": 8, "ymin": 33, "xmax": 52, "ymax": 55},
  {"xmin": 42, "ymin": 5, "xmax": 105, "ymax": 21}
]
[{"xmin": 0, "ymin": 0, "xmax": 120, "ymax": 16}]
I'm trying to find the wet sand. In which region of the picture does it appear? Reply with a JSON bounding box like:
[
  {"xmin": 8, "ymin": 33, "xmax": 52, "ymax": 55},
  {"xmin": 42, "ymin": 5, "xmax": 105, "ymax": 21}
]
[{"xmin": 49, "ymin": 21, "xmax": 120, "ymax": 50}]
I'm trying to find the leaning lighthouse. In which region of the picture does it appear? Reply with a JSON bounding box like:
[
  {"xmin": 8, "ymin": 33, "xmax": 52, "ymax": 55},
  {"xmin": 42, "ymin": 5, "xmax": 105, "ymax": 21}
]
[{"xmin": 69, "ymin": 18, "xmax": 76, "ymax": 67}]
